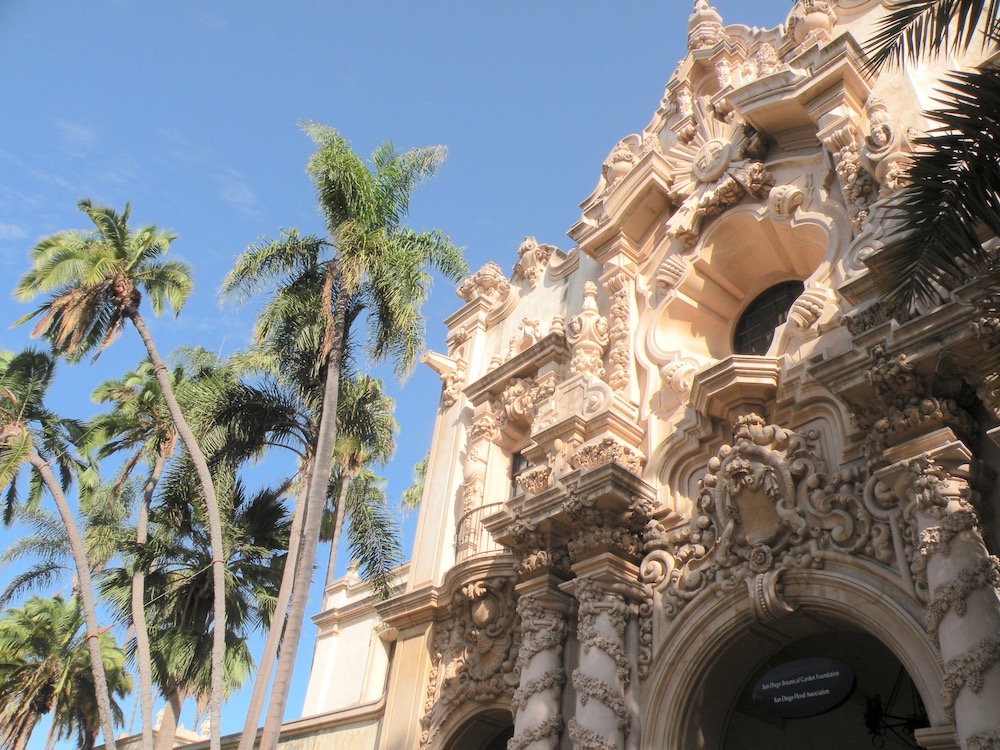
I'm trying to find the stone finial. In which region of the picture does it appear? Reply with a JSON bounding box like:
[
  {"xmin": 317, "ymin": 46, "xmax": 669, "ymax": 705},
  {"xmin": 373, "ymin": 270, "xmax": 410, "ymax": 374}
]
[
  {"xmin": 567, "ymin": 282, "xmax": 610, "ymax": 378},
  {"xmin": 457, "ymin": 261, "xmax": 511, "ymax": 304},
  {"xmin": 688, "ymin": 0, "xmax": 726, "ymax": 51}
]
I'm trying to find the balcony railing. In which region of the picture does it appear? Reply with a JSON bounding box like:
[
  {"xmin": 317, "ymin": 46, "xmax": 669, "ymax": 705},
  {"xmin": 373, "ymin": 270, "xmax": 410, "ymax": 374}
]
[{"xmin": 454, "ymin": 502, "xmax": 509, "ymax": 562}]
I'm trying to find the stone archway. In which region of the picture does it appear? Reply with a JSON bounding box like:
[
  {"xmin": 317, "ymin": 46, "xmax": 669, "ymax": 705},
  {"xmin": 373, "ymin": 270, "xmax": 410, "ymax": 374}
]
[
  {"xmin": 641, "ymin": 569, "xmax": 950, "ymax": 749},
  {"xmin": 441, "ymin": 708, "xmax": 513, "ymax": 750}
]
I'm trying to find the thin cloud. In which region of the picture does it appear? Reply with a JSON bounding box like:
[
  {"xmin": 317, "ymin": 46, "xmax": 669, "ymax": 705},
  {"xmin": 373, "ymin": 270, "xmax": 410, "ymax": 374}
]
[
  {"xmin": 217, "ymin": 172, "xmax": 258, "ymax": 215},
  {"xmin": 54, "ymin": 119, "xmax": 98, "ymax": 156},
  {"xmin": 0, "ymin": 223, "xmax": 28, "ymax": 241}
]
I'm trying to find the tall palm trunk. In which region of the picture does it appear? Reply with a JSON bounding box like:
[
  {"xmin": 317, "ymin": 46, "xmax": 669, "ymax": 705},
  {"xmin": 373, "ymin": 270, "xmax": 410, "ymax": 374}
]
[
  {"xmin": 323, "ymin": 473, "xmax": 351, "ymax": 587},
  {"xmin": 27, "ymin": 451, "xmax": 117, "ymax": 750},
  {"xmin": 236, "ymin": 468, "xmax": 311, "ymax": 750},
  {"xmin": 153, "ymin": 688, "xmax": 183, "ymax": 750},
  {"xmin": 133, "ymin": 451, "xmax": 168, "ymax": 750},
  {"xmin": 129, "ymin": 311, "xmax": 226, "ymax": 750},
  {"xmin": 257, "ymin": 290, "xmax": 347, "ymax": 750}
]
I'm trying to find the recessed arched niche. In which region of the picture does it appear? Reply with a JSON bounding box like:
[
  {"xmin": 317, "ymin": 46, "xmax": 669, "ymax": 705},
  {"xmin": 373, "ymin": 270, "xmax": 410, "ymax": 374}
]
[{"xmin": 647, "ymin": 209, "xmax": 830, "ymax": 364}]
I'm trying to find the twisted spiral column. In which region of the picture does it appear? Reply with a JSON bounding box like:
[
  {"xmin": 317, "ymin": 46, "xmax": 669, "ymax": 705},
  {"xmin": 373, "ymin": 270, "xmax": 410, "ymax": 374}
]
[{"xmin": 508, "ymin": 580, "xmax": 572, "ymax": 750}]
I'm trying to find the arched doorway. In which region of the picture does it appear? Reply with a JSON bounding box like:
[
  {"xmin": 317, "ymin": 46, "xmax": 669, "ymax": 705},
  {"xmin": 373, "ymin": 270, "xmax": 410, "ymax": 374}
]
[
  {"xmin": 441, "ymin": 708, "xmax": 513, "ymax": 750},
  {"xmin": 722, "ymin": 627, "xmax": 927, "ymax": 749},
  {"xmin": 642, "ymin": 570, "xmax": 948, "ymax": 749}
]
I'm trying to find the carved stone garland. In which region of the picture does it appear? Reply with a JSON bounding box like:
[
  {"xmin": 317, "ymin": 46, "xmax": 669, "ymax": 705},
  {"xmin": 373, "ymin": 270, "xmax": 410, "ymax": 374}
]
[
  {"xmin": 567, "ymin": 577, "xmax": 631, "ymax": 750},
  {"xmin": 642, "ymin": 414, "xmax": 891, "ymax": 631},
  {"xmin": 898, "ymin": 457, "xmax": 1000, "ymax": 744},
  {"xmin": 602, "ymin": 271, "xmax": 632, "ymax": 394},
  {"xmin": 419, "ymin": 578, "xmax": 520, "ymax": 749}
]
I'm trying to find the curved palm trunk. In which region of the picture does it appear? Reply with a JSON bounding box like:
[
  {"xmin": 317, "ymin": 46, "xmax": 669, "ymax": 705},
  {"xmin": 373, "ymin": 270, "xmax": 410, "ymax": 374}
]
[
  {"xmin": 27, "ymin": 452, "xmax": 117, "ymax": 750},
  {"xmin": 236, "ymin": 468, "xmax": 311, "ymax": 750},
  {"xmin": 258, "ymin": 291, "xmax": 347, "ymax": 750},
  {"xmin": 129, "ymin": 311, "xmax": 226, "ymax": 750},
  {"xmin": 133, "ymin": 454, "xmax": 167, "ymax": 750}
]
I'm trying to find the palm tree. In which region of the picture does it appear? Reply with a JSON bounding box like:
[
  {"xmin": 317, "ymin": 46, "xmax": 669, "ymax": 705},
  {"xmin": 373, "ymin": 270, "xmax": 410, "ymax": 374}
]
[
  {"xmin": 322, "ymin": 374, "xmax": 397, "ymax": 588},
  {"xmin": 223, "ymin": 123, "xmax": 466, "ymax": 750},
  {"xmin": 14, "ymin": 200, "xmax": 228, "ymax": 750},
  {"xmin": 0, "ymin": 595, "xmax": 131, "ymax": 750},
  {"xmin": 0, "ymin": 349, "xmax": 119, "ymax": 750},
  {"xmin": 865, "ymin": 2, "xmax": 1000, "ymax": 313},
  {"xmin": 89, "ymin": 360, "xmax": 181, "ymax": 750}
]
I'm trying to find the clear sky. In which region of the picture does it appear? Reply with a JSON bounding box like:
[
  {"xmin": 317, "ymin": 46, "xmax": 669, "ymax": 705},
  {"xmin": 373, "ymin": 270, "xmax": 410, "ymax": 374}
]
[{"xmin": 0, "ymin": 1, "xmax": 793, "ymax": 745}]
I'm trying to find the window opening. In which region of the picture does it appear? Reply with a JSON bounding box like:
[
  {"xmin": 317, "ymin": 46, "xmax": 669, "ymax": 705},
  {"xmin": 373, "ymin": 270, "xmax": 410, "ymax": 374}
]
[{"xmin": 732, "ymin": 281, "xmax": 803, "ymax": 356}]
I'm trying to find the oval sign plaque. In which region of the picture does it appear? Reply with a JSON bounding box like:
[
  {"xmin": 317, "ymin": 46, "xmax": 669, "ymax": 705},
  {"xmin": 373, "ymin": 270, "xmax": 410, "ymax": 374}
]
[{"xmin": 752, "ymin": 657, "xmax": 855, "ymax": 719}]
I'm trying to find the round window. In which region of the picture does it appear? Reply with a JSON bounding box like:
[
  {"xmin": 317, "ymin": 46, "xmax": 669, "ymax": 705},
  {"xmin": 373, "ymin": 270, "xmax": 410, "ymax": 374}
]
[{"xmin": 732, "ymin": 281, "xmax": 804, "ymax": 356}]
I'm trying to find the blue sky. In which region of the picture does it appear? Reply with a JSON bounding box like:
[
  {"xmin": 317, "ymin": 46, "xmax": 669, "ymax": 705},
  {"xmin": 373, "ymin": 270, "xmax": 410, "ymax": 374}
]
[{"xmin": 0, "ymin": 0, "xmax": 792, "ymax": 744}]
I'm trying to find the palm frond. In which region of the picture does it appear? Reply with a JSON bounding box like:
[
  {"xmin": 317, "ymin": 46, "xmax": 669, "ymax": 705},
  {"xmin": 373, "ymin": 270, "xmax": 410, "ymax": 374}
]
[{"xmin": 868, "ymin": 67, "xmax": 1000, "ymax": 311}]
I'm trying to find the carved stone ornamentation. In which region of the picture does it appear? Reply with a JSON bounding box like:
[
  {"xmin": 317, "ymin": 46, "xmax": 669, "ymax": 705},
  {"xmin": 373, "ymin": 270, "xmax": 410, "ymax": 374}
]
[
  {"xmin": 787, "ymin": 0, "xmax": 836, "ymax": 54},
  {"xmin": 419, "ymin": 578, "xmax": 520, "ymax": 749},
  {"xmin": 663, "ymin": 103, "xmax": 773, "ymax": 248},
  {"xmin": 514, "ymin": 236, "xmax": 557, "ymax": 289},
  {"xmin": 515, "ymin": 464, "xmax": 553, "ymax": 496},
  {"xmin": 601, "ymin": 136, "xmax": 643, "ymax": 191},
  {"xmin": 457, "ymin": 261, "xmax": 512, "ymax": 304},
  {"xmin": 899, "ymin": 455, "xmax": 1000, "ymax": 732},
  {"xmin": 860, "ymin": 95, "xmax": 912, "ymax": 198},
  {"xmin": 652, "ymin": 414, "xmax": 888, "ymax": 620},
  {"xmin": 492, "ymin": 376, "xmax": 555, "ymax": 438},
  {"xmin": 569, "ymin": 438, "xmax": 645, "ymax": 476},
  {"xmin": 567, "ymin": 282, "xmax": 610, "ymax": 378},
  {"xmin": 820, "ymin": 120, "xmax": 877, "ymax": 233},
  {"xmin": 507, "ymin": 318, "xmax": 542, "ymax": 359},
  {"xmin": 688, "ymin": 0, "xmax": 727, "ymax": 52},
  {"xmin": 768, "ymin": 184, "xmax": 804, "ymax": 217},
  {"xmin": 421, "ymin": 350, "xmax": 467, "ymax": 408},
  {"xmin": 753, "ymin": 42, "xmax": 781, "ymax": 77},
  {"xmin": 785, "ymin": 287, "xmax": 830, "ymax": 337},
  {"xmin": 603, "ymin": 272, "xmax": 632, "ymax": 394},
  {"xmin": 856, "ymin": 345, "xmax": 976, "ymax": 464},
  {"xmin": 660, "ymin": 357, "xmax": 700, "ymax": 396},
  {"xmin": 567, "ymin": 577, "xmax": 631, "ymax": 749},
  {"xmin": 656, "ymin": 256, "xmax": 688, "ymax": 289},
  {"xmin": 509, "ymin": 593, "xmax": 568, "ymax": 750}
]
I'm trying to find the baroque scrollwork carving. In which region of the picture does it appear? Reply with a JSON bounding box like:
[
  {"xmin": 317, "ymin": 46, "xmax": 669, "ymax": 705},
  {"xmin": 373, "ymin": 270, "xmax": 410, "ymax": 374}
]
[
  {"xmin": 663, "ymin": 102, "xmax": 773, "ymax": 247},
  {"xmin": 513, "ymin": 236, "xmax": 556, "ymax": 289},
  {"xmin": 569, "ymin": 438, "xmax": 645, "ymax": 475},
  {"xmin": 419, "ymin": 577, "xmax": 520, "ymax": 748},
  {"xmin": 856, "ymin": 345, "xmax": 976, "ymax": 464},
  {"xmin": 860, "ymin": 95, "xmax": 912, "ymax": 198},
  {"xmin": 457, "ymin": 261, "xmax": 512, "ymax": 304},
  {"xmin": 652, "ymin": 414, "xmax": 889, "ymax": 619},
  {"xmin": 820, "ymin": 117, "xmax": 876, "ymax": 232}
]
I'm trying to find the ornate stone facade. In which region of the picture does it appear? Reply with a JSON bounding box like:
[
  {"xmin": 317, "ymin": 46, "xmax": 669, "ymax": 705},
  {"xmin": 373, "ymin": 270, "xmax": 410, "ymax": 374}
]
[{"xmin": 301, "ymin": 4, "xmax": 1000, "ymax": 750}]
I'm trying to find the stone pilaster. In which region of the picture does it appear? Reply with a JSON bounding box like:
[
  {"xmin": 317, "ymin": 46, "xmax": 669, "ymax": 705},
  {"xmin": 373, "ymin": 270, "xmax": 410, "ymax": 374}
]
[{"xmin": 508, "ymin": 577, "xmax": 572, "ymax": 750}]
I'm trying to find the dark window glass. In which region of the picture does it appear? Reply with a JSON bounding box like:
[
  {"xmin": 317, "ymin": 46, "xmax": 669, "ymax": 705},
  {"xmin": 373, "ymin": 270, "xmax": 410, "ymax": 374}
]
[{"xmin": 733, "ymin": 281, "xmax": 804, "ymax": 356}]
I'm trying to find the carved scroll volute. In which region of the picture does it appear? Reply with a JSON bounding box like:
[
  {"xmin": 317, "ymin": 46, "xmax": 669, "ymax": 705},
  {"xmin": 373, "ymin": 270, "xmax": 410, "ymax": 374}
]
[
  {"xmin": 567, "ymin": 281, "xmax": 610, "ymax": 379},
  {"xmin": 457, "ymin": 261, "xmax": 511, "ymax": 305}
]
